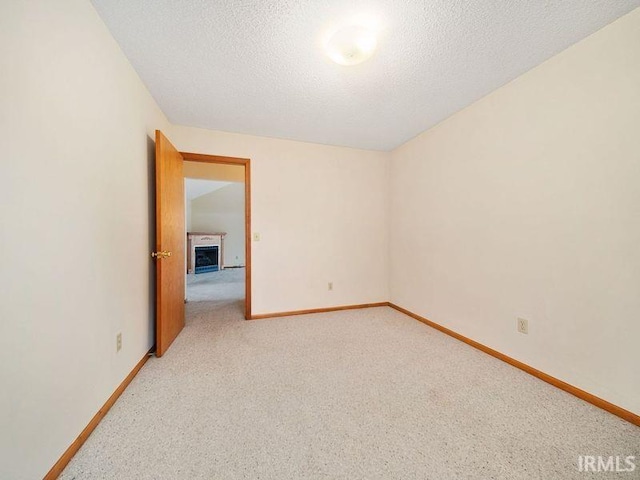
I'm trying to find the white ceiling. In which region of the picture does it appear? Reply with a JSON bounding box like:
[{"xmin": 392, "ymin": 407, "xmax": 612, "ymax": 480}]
[
  {"xmin": 91, "ymin": 1, "xmax": 640, "ymax": 151},
  {"xmin": 185, "ymin": 179, "xmax": 231, "ymax": 201}
]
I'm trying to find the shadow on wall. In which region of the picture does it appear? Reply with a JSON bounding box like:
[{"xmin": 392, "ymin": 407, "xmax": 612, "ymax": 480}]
[{"xmin": 146, "ymin": 134, "xmax": 156, "ymax": 347}]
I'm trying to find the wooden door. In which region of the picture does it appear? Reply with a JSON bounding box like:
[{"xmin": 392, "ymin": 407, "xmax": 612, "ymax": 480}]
[{"xmin": 154, "ymin": 130, "xmax": 185, "ymax": 357}]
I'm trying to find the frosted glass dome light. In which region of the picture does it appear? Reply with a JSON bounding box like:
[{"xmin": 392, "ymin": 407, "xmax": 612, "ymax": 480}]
[{"xmin": 325, "ymin": 25, "xmax": 377, "ymax": 66}]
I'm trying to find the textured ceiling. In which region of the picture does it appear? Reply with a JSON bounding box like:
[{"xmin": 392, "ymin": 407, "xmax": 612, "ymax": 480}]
[{"xmin": 91, "ymin": 1, "xmax": 640, "ymax": 151}]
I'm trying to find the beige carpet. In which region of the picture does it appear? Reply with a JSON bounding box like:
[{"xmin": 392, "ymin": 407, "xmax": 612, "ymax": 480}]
[
  {"xmin": 60, "ymin": 271, "xmax": 639, "ymax": 479},
  {"xmin": 185, "ymin": 268, "xmax": 246, "ymax": 304}
]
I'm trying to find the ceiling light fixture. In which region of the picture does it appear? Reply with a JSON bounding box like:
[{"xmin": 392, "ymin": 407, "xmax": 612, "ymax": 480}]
[{"xmin": 324, "ymin": 24, "xmax": 378, "ymax": 66}]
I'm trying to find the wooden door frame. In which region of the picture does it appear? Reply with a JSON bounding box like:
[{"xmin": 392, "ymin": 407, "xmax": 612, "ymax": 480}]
[{"xmin": 181, "ymin": 151, "xmax": 252, "ymax": 319}]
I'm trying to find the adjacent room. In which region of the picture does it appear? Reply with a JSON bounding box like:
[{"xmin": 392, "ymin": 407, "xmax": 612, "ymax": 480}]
[
  {"xmin": 184, "ymin": 160, "xmax": 247, "ymax": 311},
  {"xmin": 1, "ymin": 1, "xmax": 639, "ymax": 479}
]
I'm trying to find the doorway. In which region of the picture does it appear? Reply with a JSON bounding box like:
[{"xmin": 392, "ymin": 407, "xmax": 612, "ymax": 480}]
[{"xmin": 181, "ymin": 152, "xmax": 251, "ymax": 319}]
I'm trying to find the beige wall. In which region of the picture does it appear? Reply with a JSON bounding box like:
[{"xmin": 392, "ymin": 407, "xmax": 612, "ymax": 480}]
[
  {"xmin": 0, "ymin": 0, "xmax": 170, "ymax": 478},
  {"xmin": 184, "ymin": 161, "xmax": 244, "ymax": 182},
  {"xmin": 191, "ymin": 183, "xmax": 246, "ymax": 266},
  {"xmin": 389, "ymin": 9, "xmax": 640, "ymax": 415},
  {"xmin": 170, "ymin": 126, "xmax": 390, "ymax": 315},
  {"xmin": 186, "ymin": 194, "xmax": 193, "ymax": 231}
]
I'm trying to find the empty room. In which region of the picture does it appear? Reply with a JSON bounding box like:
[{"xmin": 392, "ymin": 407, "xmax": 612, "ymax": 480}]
[{"xmin": 1, "ymin": 1, "xmax": 639, "ymax": 479}]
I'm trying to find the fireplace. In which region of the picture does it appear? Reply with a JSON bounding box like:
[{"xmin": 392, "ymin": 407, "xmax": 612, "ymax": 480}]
[
  {"xmin": 194, "ymin": 245, "xmax": 219, "ymax": 274},
  {"xmin": 187, "ymin": 232, "xmax": 226, "ymax": 274}
]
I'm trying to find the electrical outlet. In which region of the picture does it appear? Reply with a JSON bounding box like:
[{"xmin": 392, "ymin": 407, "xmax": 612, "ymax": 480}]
[
  {"xmin": 116, "ymin": 332, "xmax": 122, "ymax": 352},
  {"xmin": 328, "ymin": 282, "xmax": 333, "ymax": 291},
  {"xmin": 517, "ymin": 318, "xmax": 528, "ymax": 334}
]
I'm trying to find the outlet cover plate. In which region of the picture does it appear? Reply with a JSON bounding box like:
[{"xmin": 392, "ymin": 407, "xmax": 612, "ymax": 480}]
[{"xmin": 517, "ymin": 318, "xmax": 529, "ymax": 334}]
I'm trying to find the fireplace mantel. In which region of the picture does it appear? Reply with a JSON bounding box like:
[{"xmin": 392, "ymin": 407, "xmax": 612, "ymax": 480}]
[{"xmin": 187, "ymin": 232, "xmax": 226, "ymax": 274}]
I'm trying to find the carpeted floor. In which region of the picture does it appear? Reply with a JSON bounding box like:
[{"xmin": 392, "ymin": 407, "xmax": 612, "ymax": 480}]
[
  {"xmin": 185, "ymin": 268, "xmax": 246, "ymax": 304},
  {"xmin": 60, "ymin": 270, "xmax": 639, "ymax": 479}
]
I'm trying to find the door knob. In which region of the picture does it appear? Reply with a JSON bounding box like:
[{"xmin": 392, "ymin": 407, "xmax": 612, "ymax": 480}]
[{"xmin": 151, "ymin": 251, "xmax": 172, "ymax": 259}]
